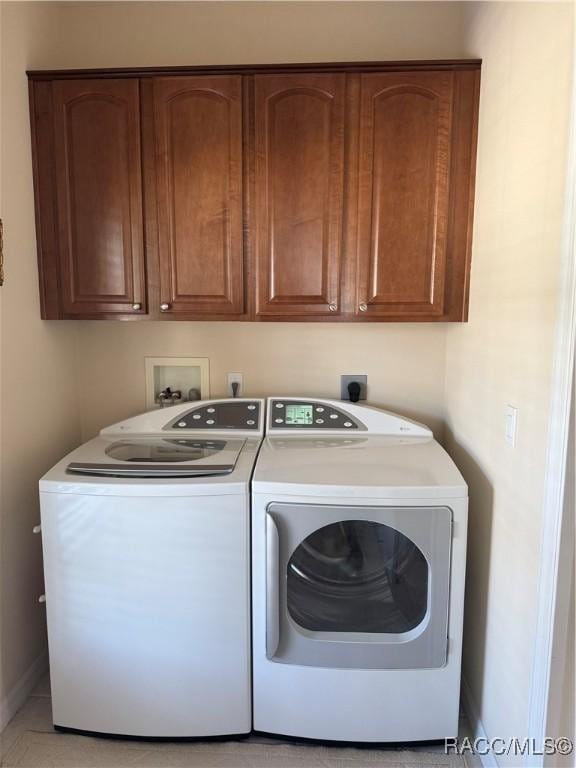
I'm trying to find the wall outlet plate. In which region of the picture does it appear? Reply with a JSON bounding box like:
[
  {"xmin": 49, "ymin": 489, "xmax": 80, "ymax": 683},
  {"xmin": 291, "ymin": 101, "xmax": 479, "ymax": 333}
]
[
  {"xmin": 340, "ymin": 374, "xmax": 367, "ymax": 401},
  {"xmin": 227, "ymin": 372, "xmax": 243, "ymax": 397}
]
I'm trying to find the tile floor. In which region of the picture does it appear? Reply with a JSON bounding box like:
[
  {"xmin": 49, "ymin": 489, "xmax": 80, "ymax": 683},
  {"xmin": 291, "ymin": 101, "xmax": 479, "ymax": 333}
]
[{"xmin": 0, "ymin": 675, "xmax": 480, "ymax": 768}]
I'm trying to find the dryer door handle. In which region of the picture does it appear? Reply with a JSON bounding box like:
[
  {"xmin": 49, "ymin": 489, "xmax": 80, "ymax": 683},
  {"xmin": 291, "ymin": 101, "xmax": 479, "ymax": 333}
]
[{"xmin": 266, "ymin": 513, "xmax": 280, "ymax": 659}]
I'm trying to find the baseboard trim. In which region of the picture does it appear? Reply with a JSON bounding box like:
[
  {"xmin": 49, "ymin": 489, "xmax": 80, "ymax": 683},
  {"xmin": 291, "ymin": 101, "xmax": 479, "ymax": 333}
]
[
  {"xmin": 461, "ymin": 677, "xmax": 499, "ymax": 768},
  {"xmin": 0, "ymin": 651, "xmax": 48, "ymax": 732}
]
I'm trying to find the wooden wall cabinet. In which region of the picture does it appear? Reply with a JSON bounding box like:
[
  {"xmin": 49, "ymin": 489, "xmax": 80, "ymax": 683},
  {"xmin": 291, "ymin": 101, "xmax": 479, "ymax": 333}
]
[
  {"xmin": 356, "ymin": 71, "xmax": 453, "ymax": 319},
  {"xmin": 144, "ymin": 76, "xmax": 245, "ymax": 317},
  {"xmin": 252, "ymin": 73, "xmax": 345, "ymax": 318},
  {"xmin": 31, "ymin": 79, "xmax": 146, "ymax": 318},
  {"xmin": 28, "ymin": 61, "xmax": 480, "ymax": 322},
  {"xmin": 352, "ymin": 69, "xmax": 479, "ymax": 321}
]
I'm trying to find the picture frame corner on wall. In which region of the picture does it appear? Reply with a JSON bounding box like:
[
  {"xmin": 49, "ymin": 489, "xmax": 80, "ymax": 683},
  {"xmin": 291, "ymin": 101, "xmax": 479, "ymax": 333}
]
[{"xmin": 0, "ymin": 218, "xmax": 4, "ymax": 287}]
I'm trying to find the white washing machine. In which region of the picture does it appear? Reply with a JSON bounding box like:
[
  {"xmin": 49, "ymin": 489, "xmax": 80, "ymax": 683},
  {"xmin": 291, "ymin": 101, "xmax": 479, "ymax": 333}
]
[
  {"xmin": 39, "ymin": 398, "xmax": 264, "ymax": 738},
  {"xmin": 252, "ymin": 397, "xmax": 468, "ymax": 743}
]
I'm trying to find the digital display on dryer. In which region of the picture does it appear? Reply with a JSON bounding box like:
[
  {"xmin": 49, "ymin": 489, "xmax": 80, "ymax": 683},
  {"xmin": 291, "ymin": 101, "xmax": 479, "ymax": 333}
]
[{"xmin": 285, "ymin": 404, "xmax": 313, "ymax": 425}]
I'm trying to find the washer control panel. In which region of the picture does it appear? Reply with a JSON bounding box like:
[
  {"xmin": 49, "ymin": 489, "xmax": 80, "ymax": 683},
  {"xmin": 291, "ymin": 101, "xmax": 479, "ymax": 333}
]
[
  {"xmin": 167, "ymin": 401, "xmax": 261, "ymax": 430},
  {"xmin": 269, "ymin": 400, "xmax": 363, "ymax": 430}
]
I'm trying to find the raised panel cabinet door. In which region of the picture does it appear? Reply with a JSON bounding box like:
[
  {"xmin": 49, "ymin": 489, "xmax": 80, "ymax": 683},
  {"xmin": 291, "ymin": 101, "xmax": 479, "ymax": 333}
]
[
  {"xmin": 253, "ymin": 74, "xmax": 345, "ymax": 317},
  {"xmin": 355, "ymin": 71, "xmax": 454, "ymax": 319},
  {"xmin": 150, "ymin": 76, "xmax": 244, "ymax": 316},
  {"xmin": 52, "ymin": 79, "xmax": 145, "ymax": 316}
]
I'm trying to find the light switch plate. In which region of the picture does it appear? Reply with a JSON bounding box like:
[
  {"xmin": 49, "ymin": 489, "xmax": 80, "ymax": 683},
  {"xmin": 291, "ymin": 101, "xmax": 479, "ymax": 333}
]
[
  {"xmin": 505, "ymin": 405, "xmax": 518, "ymax": 447},
  {"xmin": 340, "ymin": 374, "xmax": 367, "ymax": 401}
]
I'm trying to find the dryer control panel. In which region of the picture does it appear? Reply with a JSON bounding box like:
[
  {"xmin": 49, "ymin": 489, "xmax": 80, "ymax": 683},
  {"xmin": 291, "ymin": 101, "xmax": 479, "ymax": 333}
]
[
  {"xmin": 269, "ymin": 400, "xmax": 364, "ymax": 430},
  {"xmin": 167, "ymin": 401, "xmax": 261, "ymax": 430}
]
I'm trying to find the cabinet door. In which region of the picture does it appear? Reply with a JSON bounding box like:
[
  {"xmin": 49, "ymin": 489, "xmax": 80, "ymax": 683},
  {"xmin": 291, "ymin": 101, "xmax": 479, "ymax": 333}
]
[
  {"xmin": 52, "ymin": 79, "xmax": 145, "ymax": 316},
  {"xmin": 355, "ymin": 71, "xmax": 454, "ymax": 319},
  {"xmin": 148, "ymin": 76, "xmax": 244, "ymax": 316},
  {"xmin": 253, "ymin": 74, "xmax": 345, "ymax": 318}
]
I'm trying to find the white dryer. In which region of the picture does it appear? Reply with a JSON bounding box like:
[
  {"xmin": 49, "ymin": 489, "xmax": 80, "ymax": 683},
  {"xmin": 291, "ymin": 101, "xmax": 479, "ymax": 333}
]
[
  {"xmin": 39, "ymin": 398, "xmax": 264, "ymax": 738},
  {"xmin": 251, "ymin": 397, "xmax": 468, "ymax": 743}
]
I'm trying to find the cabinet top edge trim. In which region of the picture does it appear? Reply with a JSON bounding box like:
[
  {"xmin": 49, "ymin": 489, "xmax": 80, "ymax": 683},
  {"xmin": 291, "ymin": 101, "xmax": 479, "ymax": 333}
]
[{"xmin": 27, "ymin": 59, "xmax": 482, "ymax": 80}]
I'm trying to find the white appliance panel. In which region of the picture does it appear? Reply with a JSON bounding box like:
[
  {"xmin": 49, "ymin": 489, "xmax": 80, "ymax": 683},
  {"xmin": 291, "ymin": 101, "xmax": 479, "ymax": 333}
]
[
  {"xmin": 251, "ymin": 398, "xmax": 467, "ymax": 743},
  {"xmin": 254, "ymin": 436, "xmax": 466, "ymax": 498},
  {"xmin": 40, "ymin": 438, "xmax": 261, "ymax": 498},
  {"xmin": 252, "ymin": 492, "xmax": 468, "ymax": 742},
  {"xmin": 266, "ymin": 398, "xmax": 432, "ymax": 437},
  {"xmin": 41, "ymin": 489, "xmax": 251, "ymax": 737}
]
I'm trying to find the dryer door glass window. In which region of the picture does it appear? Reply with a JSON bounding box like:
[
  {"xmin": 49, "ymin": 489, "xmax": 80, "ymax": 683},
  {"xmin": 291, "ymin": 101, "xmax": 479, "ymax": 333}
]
[{"xmin": 287, "ymin": 520, "xmax": 428, "ymax": 633}]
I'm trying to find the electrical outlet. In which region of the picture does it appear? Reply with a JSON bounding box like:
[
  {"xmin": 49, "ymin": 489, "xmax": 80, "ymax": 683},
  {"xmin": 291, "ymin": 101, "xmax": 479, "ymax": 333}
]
[
  {"xmin": 227, "ymin": 372, "xmax": 243, "ymax": 398},
  {"xmin": 340, "ymin": 374, "xmax": 368, "ymax": 401}
]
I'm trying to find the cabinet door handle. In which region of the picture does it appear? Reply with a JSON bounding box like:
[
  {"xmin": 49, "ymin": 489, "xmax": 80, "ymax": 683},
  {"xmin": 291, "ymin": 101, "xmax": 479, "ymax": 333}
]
[
  {"xmin": 131, "ymin": 303, "xmax": 142, "ymax": 311},
  {"xmin": 328, "ymin": 303, "xmax": 338, "ymax": 312},
  {"xmin": 359, "ymin": 303, "xmax": 368, "ymax": 312},
  {"xmin": 38, "ymin": 594, "xmax": 46, "ymax": 603},
  {"xmin": 32, "ymin": 524, "xmax": 41, "ymax": 534},
  {"xmin": 160, "ymin": 303, "xmax": 171, "ymax": 312}
]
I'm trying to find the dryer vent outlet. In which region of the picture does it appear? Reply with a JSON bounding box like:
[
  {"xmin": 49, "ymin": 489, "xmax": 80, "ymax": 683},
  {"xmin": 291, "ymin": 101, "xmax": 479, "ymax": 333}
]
[{"xmin": 340, "ymin": 375, "xmax": 367, "ymax": 402}]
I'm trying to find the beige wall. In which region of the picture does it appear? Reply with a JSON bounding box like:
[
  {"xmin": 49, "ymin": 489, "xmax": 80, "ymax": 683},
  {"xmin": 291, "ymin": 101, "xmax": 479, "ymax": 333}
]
[
  {"xmin": 1, "ymin": 0, "xmax": 573, "ymax": 754},
  {"xmin": 38, "ymin": 0, "xmax": 470, "ymax": 442},
  {"xmin": 0, "ymin": 0, "xmax": 469, "ymax": 715},
  {"xmin": 444, "ymin": 2, "xmax": 573, "ymax": 762},
  {"xmin": 77, "ymin": 322, "xmax": 447, "ymax": 439},
  {"xmin": 40, "ymin": 0, "xmax": 468, "ymax": 68},
  {"xmin": 0, "ymin": 3, "xmax": 82, "ymax": 712}
]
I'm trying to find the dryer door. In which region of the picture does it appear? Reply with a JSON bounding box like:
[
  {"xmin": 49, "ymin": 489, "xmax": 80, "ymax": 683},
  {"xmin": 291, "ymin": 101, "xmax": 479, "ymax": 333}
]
[{"xmin": 266, "ymin": 503, "xmax": 451, "ymax": 669}]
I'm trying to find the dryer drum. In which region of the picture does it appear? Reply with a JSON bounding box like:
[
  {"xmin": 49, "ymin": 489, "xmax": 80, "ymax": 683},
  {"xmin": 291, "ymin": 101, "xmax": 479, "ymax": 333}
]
[{"xmin": 287, "ymin": 520, "xmax": 428, "ymax": 634}]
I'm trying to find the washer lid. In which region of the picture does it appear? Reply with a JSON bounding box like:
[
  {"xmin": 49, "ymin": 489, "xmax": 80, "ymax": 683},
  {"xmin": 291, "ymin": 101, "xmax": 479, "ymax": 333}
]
[{"xmin": 67, "ymin": 437, "xmax": 244, "ymax": 478}]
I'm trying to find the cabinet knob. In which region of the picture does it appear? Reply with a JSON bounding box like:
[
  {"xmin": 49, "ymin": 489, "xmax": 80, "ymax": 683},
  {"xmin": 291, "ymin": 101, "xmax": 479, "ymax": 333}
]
[
  {"xmin": 359, "ymin": 303, "xmax": 368, "ymax": 312},
  {"xmin": 38, "ymin": 594, "xmax": 46, "ymax": 603},
  {"xmin": 328, "ymin": 303, "xmax": 338, "ymax": 312},
  {"xmin": 131, "ymin": 303, "xmax": 142, "ymax": 311},
  {"xmin": 32, "ymin": 524, "xmax": 41, "ymax": 534},
  {"xmin": 160, "ymin": 303, "xmax": 171, "ymax": 312}
]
